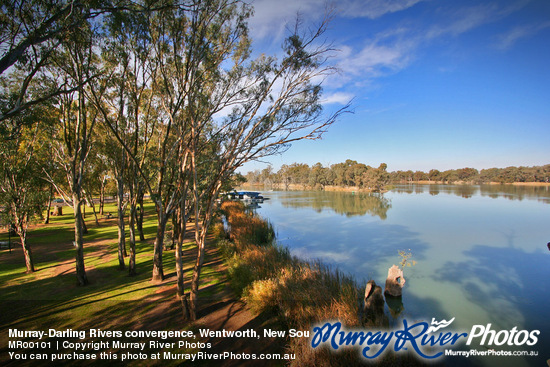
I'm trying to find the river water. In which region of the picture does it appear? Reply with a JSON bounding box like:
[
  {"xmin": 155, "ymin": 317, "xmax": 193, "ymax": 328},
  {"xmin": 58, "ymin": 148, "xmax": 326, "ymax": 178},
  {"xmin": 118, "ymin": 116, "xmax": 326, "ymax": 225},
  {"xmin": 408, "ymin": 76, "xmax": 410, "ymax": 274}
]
[{"xmin": 250, "ymin": 184, "xmax": 550, "ymax": 366}]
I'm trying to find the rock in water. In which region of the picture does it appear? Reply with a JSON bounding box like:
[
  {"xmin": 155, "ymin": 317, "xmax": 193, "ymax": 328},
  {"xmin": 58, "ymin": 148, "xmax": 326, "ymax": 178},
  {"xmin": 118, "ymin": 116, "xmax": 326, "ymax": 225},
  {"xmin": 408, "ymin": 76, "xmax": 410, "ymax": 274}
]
[
  {"xmin": 364, "ymin": 280, "xmax": 384, "ymax": 311},
  {"xmin": 385, "ymin": 265, "xmax": 405, "ymax": 297},
  {"xmin": 364, "ymin": 280, "xmax": 387, "ymax": 326}
]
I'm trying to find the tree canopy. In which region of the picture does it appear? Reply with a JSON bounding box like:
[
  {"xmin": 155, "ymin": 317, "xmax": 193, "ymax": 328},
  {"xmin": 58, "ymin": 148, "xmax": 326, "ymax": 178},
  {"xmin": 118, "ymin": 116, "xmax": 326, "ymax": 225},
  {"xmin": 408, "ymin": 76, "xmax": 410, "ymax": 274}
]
[{"xmin": 1, "ymin": 0, "xmax": 348, "ymax": 319}]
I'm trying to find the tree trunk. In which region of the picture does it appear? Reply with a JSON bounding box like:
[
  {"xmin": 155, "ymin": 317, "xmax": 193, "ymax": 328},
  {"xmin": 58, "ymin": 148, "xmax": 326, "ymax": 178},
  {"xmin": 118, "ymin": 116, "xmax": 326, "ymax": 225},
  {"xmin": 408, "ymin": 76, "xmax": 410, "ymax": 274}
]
[
  {"xmin": 176, "ymin": 239, "xmax": 190, "ymax": 320},
  {"xmin": 152, "ymin": 212, "xmax": 167, "ymax": 282},
  {"xmin": 137, "ymin": 189, "xmax": 145, "ymax": 241},
  {"xmin": 116, "ymin": 177, "xmax": 126, "ymax": 270},
  {"xmin": 14, "ymin": 215, "xmax": 34, "ymax": 273},
  {"xmin": 176, "ymin": 205, "xmax": 190, "ymax": 320},
  {"xmin": 172, "ymin": 211, "xmax": 179, "ymax": 249},
  {"xmin": 44, "ymin": 184, "xmax": 53, "ymax": 224},
  {"xmin": 86, "ymin": 192, "xmax": 99, "ymax": 226},
  {"xmin": 73, "ymin": 195, "xmax": 88, "ymax": 286},
  {"xmin": 189, "ymin": 229, "xmax": 206, "ymax": 321},
  {"xmin": 99, "ymin": 177, "xmax": 106, "ymax": 215},
  {"xmin": 176, "ymin": 207, "xmax": 185, "ymax": 297},
  {"xmin": 20, "ymin": 235, "xmax": 34, "ymax": 273},
  {"xmin": 188, "ymin": 180, "xmax": 222, "ymax": 320},
  {"xmin": 128, "ymin": 202, "xmax": 137, "ymax": 276},
  {"xmin": 82, "ymin": 217, "xmax": 88, "ymax": 235}
]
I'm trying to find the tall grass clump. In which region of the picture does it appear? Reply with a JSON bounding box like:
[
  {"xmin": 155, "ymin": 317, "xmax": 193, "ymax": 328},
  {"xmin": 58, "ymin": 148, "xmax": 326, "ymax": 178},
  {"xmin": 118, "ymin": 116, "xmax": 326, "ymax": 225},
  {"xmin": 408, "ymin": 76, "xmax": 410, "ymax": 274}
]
[
  {"xmin": 219, "ymin": 201, "xmax": 365, "ymax": 366},
  {"xmin": 222, "ymin": 201, "xmax": 275, "ymax": 247}
]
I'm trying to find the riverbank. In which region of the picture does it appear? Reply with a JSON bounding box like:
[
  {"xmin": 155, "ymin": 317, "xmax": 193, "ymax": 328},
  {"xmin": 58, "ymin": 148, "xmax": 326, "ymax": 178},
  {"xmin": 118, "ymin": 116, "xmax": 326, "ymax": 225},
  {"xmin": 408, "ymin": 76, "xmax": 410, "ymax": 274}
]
[
  {"xmin": 217, "ymin": 201, "xmax": 426, "ymax": 366},
  {"xmin": 216, "ymin": 201, "xmax": 362, "ymax": 365},
  {"xmin": 413, "ymin": 180, "xmax": 550, "ymax": 186},
  {"xmin": 242, "ymin": 181, "xmax": 550, "ymax": 193},
  {"xmin": 242, "ymin": 183, "xmax": 381, "ymax": 192}
]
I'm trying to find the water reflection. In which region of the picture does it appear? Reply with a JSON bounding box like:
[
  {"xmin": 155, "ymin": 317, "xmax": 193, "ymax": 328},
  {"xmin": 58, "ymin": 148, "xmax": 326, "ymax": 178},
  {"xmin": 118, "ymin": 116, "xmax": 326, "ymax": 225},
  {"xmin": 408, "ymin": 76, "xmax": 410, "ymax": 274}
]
[
  {"xmin": 435, "ymin": 244, "xmax": 550, "ymax": 364},
  {"xmin": 252, "ymin": 186, "xmax": 550, "ymax": 367},
  {"xmin": 277, "ymin": 191, "xmax": 392, "ymax": 219},
  {"xmin": 392, "ymin": 184, "xmax": 550, "ymax": 203}
]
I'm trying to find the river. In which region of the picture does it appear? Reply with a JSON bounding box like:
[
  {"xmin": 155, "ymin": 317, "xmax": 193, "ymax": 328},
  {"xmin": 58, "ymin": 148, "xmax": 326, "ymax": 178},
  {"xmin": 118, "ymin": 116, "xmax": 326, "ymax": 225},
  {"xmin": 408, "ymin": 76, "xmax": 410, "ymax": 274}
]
[{"xmin": 249, "ymin": 184, "xmax": 550, "ymax": 366}]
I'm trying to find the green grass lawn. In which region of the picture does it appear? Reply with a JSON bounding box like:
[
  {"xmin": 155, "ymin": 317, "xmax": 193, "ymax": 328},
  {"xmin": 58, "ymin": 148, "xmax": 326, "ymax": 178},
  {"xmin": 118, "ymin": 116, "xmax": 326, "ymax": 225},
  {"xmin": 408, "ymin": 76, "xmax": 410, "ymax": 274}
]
[{"xmin": 0, "ymin": 200, "xmax": 226, "ymax": 366}]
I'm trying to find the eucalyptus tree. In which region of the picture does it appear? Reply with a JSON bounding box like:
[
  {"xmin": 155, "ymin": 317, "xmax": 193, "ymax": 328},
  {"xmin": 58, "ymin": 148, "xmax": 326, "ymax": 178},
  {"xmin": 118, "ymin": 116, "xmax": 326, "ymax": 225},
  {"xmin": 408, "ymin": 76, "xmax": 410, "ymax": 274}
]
[
  {"xmin": 82, "ymin": 150, "xmax": 109, "ymax": 226},
  {"xmin": 361, "ymin": 163, "xmax": 389, "ymax": 192},
  {"xmin": 137, "ymin": 0, "xmax": 257, "ymax": 314},
  {"xmin": 88, "ymin": 2, "xmax": 191, "ymax": 282},
  {"xmin": 93, "ymin": 27, "xmax": 134, "ymax": 271},
  {"xmin": 0, "ymin": 0, "xmax": 178, "ymax": 123},
  {"xmin": 144, "ymin": 2, "xmax": 207, "ymax": 284},
  {"xmin": 0, "ymin": 0, "xmax": 90, "ymax": 123},
  {"xmin": 0, "ymin": 99, "xmax": 51, "ymax": 273},
  {"xmin": 45, "ymin": 16, "xmax": 101, "ymax": 286},
  {"xmin": 90, "ymin": 6, "xmax": 160, "ymax": 275},
  {"xmin": 180, "ymin": 5, "xmax": 349, "ymax": 318},
  {"xmin": 309, "ymin": 162, "xmax": 333, "ymax": 189},
  {"xmin": 89, "ymin": 1, "xmax": 348, "ymax": 318}
]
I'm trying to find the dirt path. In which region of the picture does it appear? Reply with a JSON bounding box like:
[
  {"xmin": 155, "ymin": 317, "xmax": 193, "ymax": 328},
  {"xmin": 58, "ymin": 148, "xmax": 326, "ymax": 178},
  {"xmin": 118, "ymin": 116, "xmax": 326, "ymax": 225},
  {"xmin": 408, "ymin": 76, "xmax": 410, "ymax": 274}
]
[{"xmin": 179, "ymin": 229, "xmax": 288, "ymax": 366}]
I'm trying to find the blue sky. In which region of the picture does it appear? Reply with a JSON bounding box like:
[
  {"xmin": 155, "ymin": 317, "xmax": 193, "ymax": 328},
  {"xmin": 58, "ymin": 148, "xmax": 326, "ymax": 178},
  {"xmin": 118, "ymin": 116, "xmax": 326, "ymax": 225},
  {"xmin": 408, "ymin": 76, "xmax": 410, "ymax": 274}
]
[{"xmin": 239, "ymin": 0, "xmax": 550, "ymax": 173}]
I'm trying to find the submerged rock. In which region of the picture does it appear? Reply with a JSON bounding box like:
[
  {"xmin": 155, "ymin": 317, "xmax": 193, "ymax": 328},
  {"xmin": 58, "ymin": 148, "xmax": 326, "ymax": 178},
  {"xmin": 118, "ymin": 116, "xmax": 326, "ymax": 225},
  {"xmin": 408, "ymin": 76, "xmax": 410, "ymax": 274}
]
[
  {"xmin": 364, "ymin": 280, "xmax": 387, "ymax": 326},
  {"xmin": 385, "ymin": 295, "xmax": 404, "ymax": 318},
  {"xmin": 384, "ymin": 265, "xmax": 405, "ymax": 297}
]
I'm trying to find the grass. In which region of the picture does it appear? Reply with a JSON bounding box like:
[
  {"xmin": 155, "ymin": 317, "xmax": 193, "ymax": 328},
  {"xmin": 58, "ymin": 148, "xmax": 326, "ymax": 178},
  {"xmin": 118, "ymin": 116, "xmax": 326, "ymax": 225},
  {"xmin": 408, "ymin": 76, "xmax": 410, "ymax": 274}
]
[
  {"xmin": 219, "ymin": 201, "xmax": 363, "ymax": 366},
  {"xmin": 0, "ymin": 200, "xmax": 226, "ymax": 366},
  {"xmin": 219, "ymin": 201, "xmax": 427, "ymax": 367}
]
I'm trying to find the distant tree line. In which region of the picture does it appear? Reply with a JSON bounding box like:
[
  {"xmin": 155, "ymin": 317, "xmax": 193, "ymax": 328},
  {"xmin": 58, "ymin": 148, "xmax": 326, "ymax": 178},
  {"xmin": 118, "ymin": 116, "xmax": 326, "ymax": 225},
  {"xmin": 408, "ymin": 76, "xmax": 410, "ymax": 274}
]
[
  {"xmin": 244, "ymin": 159, "xmax": 390, "ymax": 191},
  {"xmin": 390, "ymin": 164, "xmax": 550, "ymax": 184},
  {"xmin": 244, "ymin": 161, "xmax": 550, "ymax": 190}
]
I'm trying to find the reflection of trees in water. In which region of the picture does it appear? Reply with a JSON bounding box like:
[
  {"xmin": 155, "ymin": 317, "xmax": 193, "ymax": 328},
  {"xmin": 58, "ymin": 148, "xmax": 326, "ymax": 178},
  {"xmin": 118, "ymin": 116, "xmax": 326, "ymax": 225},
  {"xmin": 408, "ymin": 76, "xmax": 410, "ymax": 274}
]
[
  {"xmin": 392, "ymin": 184, "xmax": 550, "ymax": 203},
  {"xmin": 280, "ymin": 191, "xmax": 392, "ymax": 219}
]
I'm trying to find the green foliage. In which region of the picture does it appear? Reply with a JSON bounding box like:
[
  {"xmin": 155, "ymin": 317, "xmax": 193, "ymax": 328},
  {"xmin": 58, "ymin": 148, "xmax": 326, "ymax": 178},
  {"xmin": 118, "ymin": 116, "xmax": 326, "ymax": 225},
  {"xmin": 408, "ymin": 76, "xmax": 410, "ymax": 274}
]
[
  {"xmin": 0, "ymin": 118, "xmax": 50, "ymax": 230},
  {"xmin": 392, "ymin": 164, "xmax": 550, "ymax": 184},
  {"xmin": 245, "ymin": 160, "xmax": 392, "ymax": 191},
  {"xmin": 398, "ymin": 249, "xmax": 417, "ymax": 270},
  {"xmin": 245, "ymin": 161, "xmax": 550, "ymax": 188}
]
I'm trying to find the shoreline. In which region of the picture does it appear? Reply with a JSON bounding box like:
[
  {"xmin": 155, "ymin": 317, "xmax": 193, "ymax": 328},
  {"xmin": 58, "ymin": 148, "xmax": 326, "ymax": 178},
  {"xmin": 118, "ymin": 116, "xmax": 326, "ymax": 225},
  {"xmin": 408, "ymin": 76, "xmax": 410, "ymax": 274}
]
[
  {"xmin": 412, "ymin": 180, "xmax": 550, "ymax": 186},
  {"xmin": 241, "ymin": 181, "xmax": 550, "ymax": 192}
]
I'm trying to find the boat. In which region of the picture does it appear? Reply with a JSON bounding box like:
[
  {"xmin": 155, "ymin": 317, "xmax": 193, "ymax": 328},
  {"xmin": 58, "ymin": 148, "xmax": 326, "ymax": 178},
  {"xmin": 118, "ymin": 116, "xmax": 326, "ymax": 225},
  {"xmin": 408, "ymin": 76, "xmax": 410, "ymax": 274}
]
[{"xmin": 226, "ymin": 191, "xmax": 265, "ymax": 203}]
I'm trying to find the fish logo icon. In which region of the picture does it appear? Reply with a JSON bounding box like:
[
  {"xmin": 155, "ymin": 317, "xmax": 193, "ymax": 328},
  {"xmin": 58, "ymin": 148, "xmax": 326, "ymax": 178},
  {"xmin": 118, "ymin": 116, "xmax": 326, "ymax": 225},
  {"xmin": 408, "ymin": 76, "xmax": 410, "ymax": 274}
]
[{"xmin": 427, "ymin": 317, "xmax": 456, "ymax": 333}]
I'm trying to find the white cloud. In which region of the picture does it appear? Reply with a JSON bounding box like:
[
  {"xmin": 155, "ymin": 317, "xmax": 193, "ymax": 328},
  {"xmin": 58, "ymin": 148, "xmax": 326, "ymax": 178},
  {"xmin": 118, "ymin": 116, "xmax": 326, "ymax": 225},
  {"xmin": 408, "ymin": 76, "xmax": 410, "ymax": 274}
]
[
  {"xmin": 339, "ymin": 0, "xmax": 428, "ymax": 19},
  {"xmin": 321, "ymin": 92, "xmax": 355, "ymax": 105},
  {"xmin": 352, "ymin": 42, "xmax": 409, "ymax": 73},
  {"xmin": 495, "ymin": 21, "xmax": 550, "ymax": 50},
  {"xmin": 246, "ymin": 0, "xmax": 534, "ymax": 114},
  {"xmin": 332, "ymin": 0, "xmax": 530, "ymax": 85},
  {"xmin": 334, "ymin": 36, "xmax": 415, "ymax": 86},
  {"xmin": 425, "ymin": 1, "xmax": 529, "ymax": 40},
  {"xmin": 247, "ymin": 0, "xmax": 429, "ymax": 42},
  {"xmin": 247, "ymin": 0, "xmax": 326, "ymax": 41}
]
